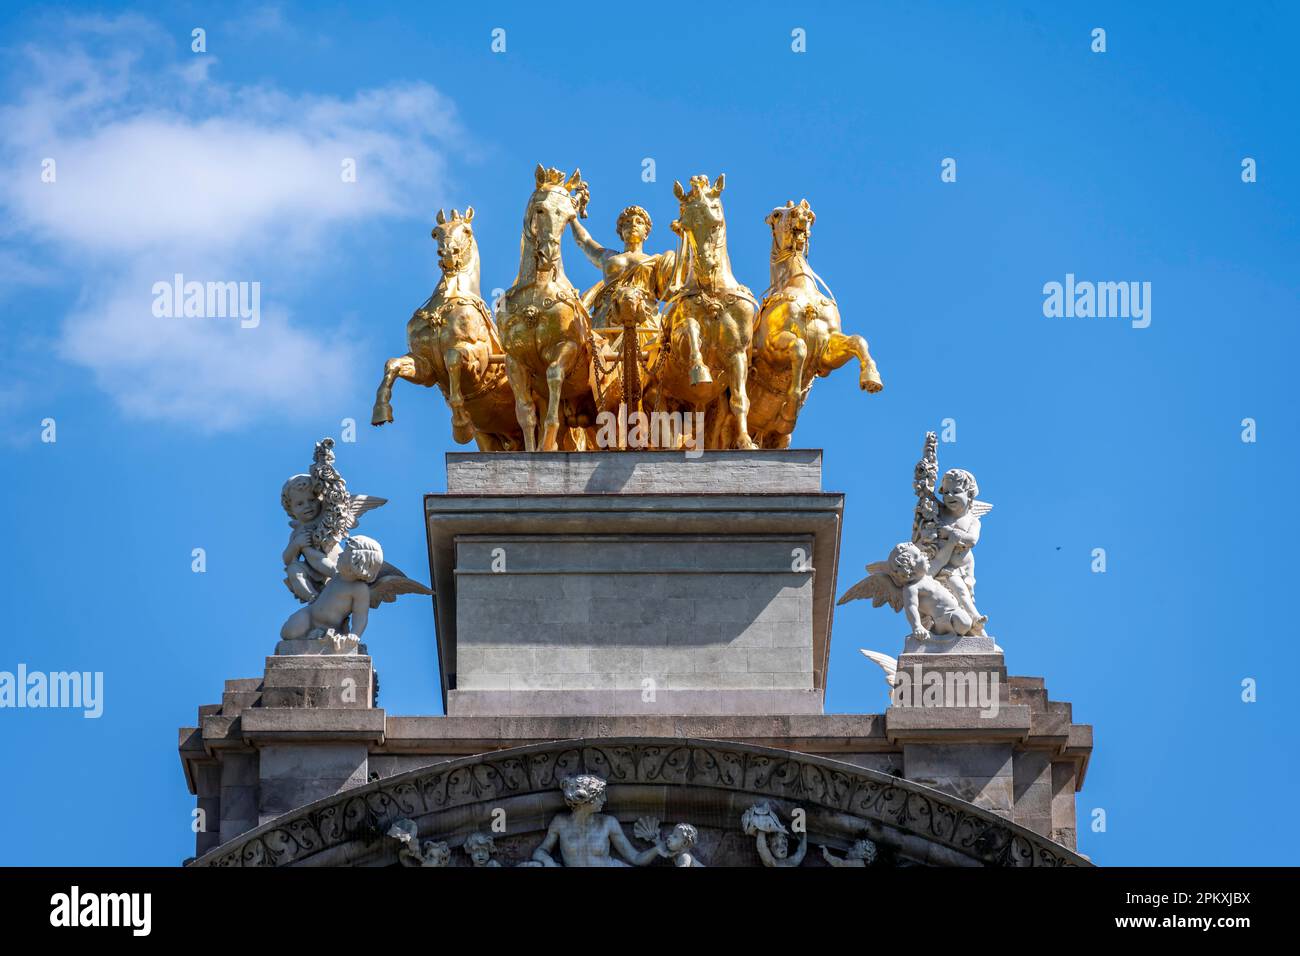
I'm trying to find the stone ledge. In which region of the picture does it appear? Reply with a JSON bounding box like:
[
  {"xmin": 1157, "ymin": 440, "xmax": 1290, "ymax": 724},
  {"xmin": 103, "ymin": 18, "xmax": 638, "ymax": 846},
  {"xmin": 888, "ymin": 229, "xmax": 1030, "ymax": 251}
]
[
  {"xmin": 445, "ymin": 449, "xmax": 824, "ymax": 495},
  {"xmin": 377, "ymin": 712, "xmax": 891, "ymax": 753},
  {"xmin": 445, "ymin": 687, "xmax": 823, "ymax": 717},
  {"xmin": 885, "ymin": 704, "xmax": 1032, "ymax": 742},
  {"xmin": 240, "ymin": 708, "xmax": 386, "ymax": 743},
  {"xmin": 895, "ymin": 652, "xmax": 1007, "ymax": 674}
]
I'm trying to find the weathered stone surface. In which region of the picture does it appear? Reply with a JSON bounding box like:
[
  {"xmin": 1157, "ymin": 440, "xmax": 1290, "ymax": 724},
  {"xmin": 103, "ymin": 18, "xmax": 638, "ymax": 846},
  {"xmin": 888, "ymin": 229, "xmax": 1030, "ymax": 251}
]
[
  {"xmin": 189, "ymin": 737, "xmax": 1090, "ymax": 868},
  {"xmin": 177, "ymin": 448, "xmax": 1094, "ymax": 864},
  {"xmin": 240, "ymin": 708, "xmax": 386, "ymax": 741},
  {"xmin": 260, "ymin": 655, "xmax": 375, "ymax": 709},
  {"xmin": 257, "ymin": 742, "xmax": 370, "ymax": 824},
  {"xmin": 445, "ymin": 449, "xmax": 824, "ymax": 495},
  {"xmin": 427, "ymin": 471, "xmax": 843, "ymax": 713},
  {"xmin": 904, "ymin": 742, "xmax": 1015, "ymax": 815},
  {"xmin": 901, "ymin": 634, "xmax": 1003, "ymax": 655}
]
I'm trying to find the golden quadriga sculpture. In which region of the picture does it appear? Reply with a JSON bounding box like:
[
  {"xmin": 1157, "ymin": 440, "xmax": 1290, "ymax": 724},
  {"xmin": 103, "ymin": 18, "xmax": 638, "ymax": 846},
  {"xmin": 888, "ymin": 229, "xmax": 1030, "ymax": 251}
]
[{"xmin": 372, "ymin": 165, "xmax": 884, "ymax": 451}]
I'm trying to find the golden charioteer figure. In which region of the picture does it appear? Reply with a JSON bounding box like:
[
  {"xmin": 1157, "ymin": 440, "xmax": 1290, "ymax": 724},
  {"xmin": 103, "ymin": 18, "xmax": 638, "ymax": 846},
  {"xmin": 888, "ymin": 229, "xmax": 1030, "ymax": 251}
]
[
  {"xmin": 371, "ymin": 165, "xmax": 884, "ymax": 451},
  {"xmin": 570, "ymin": 203, "xmax": 676, "ymax": 428}
]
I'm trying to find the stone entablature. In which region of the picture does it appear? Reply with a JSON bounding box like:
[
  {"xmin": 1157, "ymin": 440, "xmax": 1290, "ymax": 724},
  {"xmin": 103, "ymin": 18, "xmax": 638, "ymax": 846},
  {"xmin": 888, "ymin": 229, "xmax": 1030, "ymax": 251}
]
[
  {"xmin": 185, "ymin": 737, "xmax": 1088, "ymax": 868},
  {"xmin": 178, "ymin": 448, "xmax": 1093, "ymax": 866},
  {"xmin": 179, "ymin": 655, "xmax": 1091, "ymax": 861}
]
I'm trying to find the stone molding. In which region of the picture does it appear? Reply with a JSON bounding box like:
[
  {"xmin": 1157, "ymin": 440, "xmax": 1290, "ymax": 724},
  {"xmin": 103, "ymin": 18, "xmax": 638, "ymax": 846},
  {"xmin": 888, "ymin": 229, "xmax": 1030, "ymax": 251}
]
[{"xmin": 189, "ymin": 737, "xmax": 1089, "ymax": 867}]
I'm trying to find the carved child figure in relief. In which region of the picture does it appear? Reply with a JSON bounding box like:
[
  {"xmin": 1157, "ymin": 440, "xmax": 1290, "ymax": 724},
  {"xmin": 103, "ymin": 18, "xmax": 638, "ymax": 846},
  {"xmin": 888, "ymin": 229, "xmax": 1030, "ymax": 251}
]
[
  {"xmin": 742, "ymin": 802, "xmax": 808, "ymax": 868},
  {"xmin": 464, "ymin": 831, "xmax": 501, "ymax": 867},
  {"xmin": 634, "ymin": 819, "xmax": 706, "ymax": 867},
  {"xmin": 822, "ymin": 838, "xmax": 878, "ymax": 867},
  {"xmin": 388, "ymin": 819, "xmax": 450, "ymax": 868},
  {"xmin": 662, "ymin": 823, "xmax": 705, "ymax": 867},
  {"xmin": 531, "ymin": 775, "xmax": 662, "ymax": 867}
]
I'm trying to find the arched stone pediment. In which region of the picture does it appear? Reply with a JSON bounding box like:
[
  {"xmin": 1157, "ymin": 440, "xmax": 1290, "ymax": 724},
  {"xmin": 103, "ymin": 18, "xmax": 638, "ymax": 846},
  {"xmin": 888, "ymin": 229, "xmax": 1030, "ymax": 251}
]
[{"xmin": 190, "ymin": 738, "xmax": 1090, "ymax": 867}]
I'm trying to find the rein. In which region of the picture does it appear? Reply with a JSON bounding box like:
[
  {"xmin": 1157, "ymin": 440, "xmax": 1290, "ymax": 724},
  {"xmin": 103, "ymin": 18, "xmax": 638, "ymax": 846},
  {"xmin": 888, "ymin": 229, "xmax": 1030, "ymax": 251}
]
[{"xmin": 759, "ymin": 246, "xmax": 838, "ymax": 307}]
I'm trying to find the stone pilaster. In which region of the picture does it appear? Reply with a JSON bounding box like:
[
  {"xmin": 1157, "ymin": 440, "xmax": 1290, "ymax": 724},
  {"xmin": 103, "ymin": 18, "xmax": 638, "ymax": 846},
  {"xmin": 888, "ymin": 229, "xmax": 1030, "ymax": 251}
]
[{"xmin": 178, "ymin": 653, "xmax": 385, "ymax": 858}]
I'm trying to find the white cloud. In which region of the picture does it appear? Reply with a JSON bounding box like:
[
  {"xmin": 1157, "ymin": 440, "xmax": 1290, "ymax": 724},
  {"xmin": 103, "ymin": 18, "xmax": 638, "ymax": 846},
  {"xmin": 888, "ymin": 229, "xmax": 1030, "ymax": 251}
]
[{"xmin": 0, "ymin": 15, "xmax": 462, "ymax": 431}]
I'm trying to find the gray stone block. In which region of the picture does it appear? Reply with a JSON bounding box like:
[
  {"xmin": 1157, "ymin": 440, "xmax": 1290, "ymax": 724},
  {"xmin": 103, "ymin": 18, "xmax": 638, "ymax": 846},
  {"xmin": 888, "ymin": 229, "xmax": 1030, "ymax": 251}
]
[{"xmin": 445, "ymin": 449, "xmax": 824, "ymax": 495}]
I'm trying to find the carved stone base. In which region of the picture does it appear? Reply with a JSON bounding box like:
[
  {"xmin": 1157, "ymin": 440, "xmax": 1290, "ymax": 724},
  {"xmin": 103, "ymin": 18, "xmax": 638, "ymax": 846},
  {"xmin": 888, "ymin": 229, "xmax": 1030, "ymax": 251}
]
[
  {"xmin": 274, "ymin": 638, "xmax": 369, "ymax": 657},
  {"xmin": 901, "ymin": 633, "xmax": 1003, "ymax": 655},
  {"xmin": 426, "ymin": 450, "xmax": 844, "ymax": 716}
]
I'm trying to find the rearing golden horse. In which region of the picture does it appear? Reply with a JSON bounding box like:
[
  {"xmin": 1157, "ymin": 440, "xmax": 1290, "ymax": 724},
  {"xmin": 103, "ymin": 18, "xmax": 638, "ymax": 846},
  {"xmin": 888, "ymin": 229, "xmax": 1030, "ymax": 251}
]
[
  {"xmin": 371, "ymin": 208, "xmax": 522, "ymax": 450},
  {"xmin": 748, "ymin": 199, "xmax": 883, "ymax": 447},
  {"xmin": 649, "ymin": 174, "xmax": 760, "ymax": 449},
  {"xmin": 499, "ymin": 165, "xmax": 599, "ymax": 452}
]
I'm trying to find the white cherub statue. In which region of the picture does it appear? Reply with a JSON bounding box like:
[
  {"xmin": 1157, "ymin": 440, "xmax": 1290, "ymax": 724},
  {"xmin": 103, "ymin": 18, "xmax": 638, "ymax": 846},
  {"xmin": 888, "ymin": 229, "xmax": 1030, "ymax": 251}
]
[
  {"xmin": 837, "ymin": 541, "xmax": 979, "ymax": 643},
  {"xmin": 280, "ymin": 534, "xmax": 432, "ymax": 653},
  {"xmin": 281, "ymin": 437, "xmax": 386, "ymax": 603},
  {"xmin": 926, "ymin": 467, "xmax": 991, "ymax": 634},
  {"xmin": 844, "ymin": 432, "xmax": 993, "ymax": 641}
]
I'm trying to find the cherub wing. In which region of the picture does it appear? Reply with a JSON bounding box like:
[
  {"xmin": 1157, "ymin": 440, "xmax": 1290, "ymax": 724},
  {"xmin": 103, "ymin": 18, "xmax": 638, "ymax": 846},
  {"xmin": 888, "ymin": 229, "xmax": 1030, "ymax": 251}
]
[
  {"xmin": 970, "ymin": 500, "xmax": 993, "ymax": 518},
  {"xmin": 859, "ymin": 649, "xmax": 900, "ymax": 688},
  {"xmin": 368, "ymin": 562, "xmax": 433, "ymax": 609},
  {"xmin": 342, "ymin": 494, "xmax": 388, "ymax": 532},
  {"xmin": 836, "ymin": 562, "xmax": 907, "ymax": 613}
]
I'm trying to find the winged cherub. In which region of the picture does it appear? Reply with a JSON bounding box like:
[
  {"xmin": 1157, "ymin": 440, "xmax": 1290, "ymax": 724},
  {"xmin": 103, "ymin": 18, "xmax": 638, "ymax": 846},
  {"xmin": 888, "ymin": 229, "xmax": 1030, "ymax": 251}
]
[
  {"xmin": 926, "ymin": 467, "xmax": 991, "ymax": 634},
  {"xmin": 837, "ymin": 541, "xmax": 976, "ymax": 643},
  {"xmin": 281, "ymin": 437, "xmax": 386, "ymax": 603},
  {"xmin": 279, "ymin": 534, "xmax": 432, "ymax": 653},
  {"xmin": 908, "ymin": 433, "xmax": 993, "ymax": 634}
]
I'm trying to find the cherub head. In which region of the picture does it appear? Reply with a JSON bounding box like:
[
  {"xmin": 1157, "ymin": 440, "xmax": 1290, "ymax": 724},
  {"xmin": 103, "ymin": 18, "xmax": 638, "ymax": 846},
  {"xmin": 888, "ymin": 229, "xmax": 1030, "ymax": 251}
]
[
  {"xmin": 561, "ymin": 774, "xmax": 607, "ymax": 813},
  {"xmin": 464, "ymin": 831, "xmax": 496, "ymax": 867},
  {"xmin": 886, "ymin": 541, "xmax": 930, "ymax": 587},
  {"xmin": 281, "ymin": 474, "xmax": 321, "ymax": 524},
  {"xmin": 616, "ymin": 205, "xmax": 652, "ymax": 245},
  {"xmin": 665, "ymin": 823, "xmax": 698, "ymax": 855},
  {"xmin": 847, "ymin": 838, "xmax": 878, "ymax": 864},
  {"xmin": 340, "ymin": 535, "xmax": 384, "ymax": 583},
  {"xmin": 421, "ymin": 840, "xmax": 451, "ymax": 867},
  {"xmin": 769, "ymin": 830, "xmax": 790, "ymax": 859},
  {"xmin": 939, "ymin": 468, "xmax": 979, "ymax": 517}
]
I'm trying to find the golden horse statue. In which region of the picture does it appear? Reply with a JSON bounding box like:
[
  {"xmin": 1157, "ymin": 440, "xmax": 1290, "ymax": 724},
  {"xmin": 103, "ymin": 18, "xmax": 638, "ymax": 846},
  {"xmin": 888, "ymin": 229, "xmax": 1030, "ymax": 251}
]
[
  {"xmin": 371, "ymin": 208, "xmax": 523, "ymax": 450},
  {"xmin": 747, "ymin": 199, "xmax": 883, "ymax": 448},
  {"xmin": 648, "ymin": 174, "xmax": 760, "ymax": 449},
  {"xmin": 499, "ymin": 165, "xmax": 601, "ymax": 451}
]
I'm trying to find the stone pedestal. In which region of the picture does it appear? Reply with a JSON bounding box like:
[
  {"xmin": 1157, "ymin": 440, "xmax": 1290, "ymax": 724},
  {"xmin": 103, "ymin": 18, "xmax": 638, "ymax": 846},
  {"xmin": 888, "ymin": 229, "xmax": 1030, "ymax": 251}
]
[
  {"xmin": 425, "ymin": 450, "xmax": 844, "ymax": 716},
  {"xmin": 179, "ymin": 449, "xmax": 1094, "ymax": 863},
  {"xmin": 881, "ymin": 640, "xmax": 1088, "ymax": 848},
  {"xmin": 178, "ymin": 652, "xmax": 385, "ymax": 852}
]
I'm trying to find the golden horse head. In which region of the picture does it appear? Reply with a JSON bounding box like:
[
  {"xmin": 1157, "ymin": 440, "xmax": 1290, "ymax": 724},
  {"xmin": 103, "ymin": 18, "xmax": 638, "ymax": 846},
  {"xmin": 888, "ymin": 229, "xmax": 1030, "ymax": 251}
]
[
  {"xmin": 765, "ymin": 199, "xmax": 816, "ymax": 259},
  {"xmin": 523, "ymin": 165, "xmax": 588, "ymax": 273},
  {"xmin": 432, "ymin": 206, "xmax": 478, "ymax": 281}
]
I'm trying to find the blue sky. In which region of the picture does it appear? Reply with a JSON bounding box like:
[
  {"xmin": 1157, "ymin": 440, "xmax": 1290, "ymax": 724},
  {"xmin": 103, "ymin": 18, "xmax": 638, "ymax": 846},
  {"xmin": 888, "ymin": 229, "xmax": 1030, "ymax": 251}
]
[{"xmin": 1, "ymin": 1, "xmax": 1295, "ymax": 866}]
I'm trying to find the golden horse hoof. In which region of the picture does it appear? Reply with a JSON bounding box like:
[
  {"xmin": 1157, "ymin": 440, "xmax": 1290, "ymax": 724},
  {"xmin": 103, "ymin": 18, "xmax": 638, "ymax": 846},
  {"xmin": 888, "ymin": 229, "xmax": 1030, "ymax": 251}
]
[
  {"xmin": 689, "ymin": 364, "xmax": 713, "ymax": 385},
  {"xmin": 860, "ymin": 367, "xmax": 884, "ymax": 393},
  {"xmin": 371, "ymin": 403, "xmax": 393, "ymax": 426}
]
